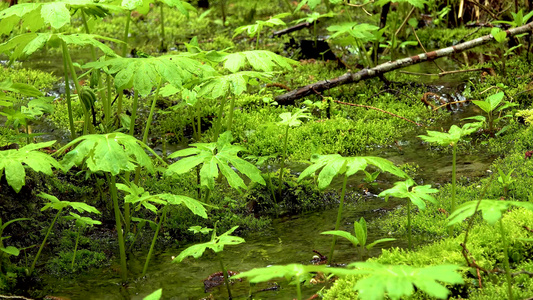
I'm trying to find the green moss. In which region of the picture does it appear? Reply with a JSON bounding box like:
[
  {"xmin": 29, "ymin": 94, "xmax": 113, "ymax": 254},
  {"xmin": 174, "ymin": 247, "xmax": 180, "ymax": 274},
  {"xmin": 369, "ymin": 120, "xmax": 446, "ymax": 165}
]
[
  {"xmin": 324, "ymin": 208, "xmax": 533, "ymax": 299},
  {"xmin": 0, "ymin": 66, "xmax": 58, "ymax": 92},
  {"xmin": 47, "ymin": 249, "xmax": 106, "ymax": 275}
]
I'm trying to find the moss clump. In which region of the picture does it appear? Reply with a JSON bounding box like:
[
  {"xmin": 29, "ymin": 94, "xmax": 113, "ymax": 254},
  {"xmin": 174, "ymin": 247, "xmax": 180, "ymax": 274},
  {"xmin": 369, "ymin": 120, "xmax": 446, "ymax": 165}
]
[
  {"xmin": 47, "ymin": 249, "xmax": 106, "ymax": 275},
  {"xmin": 323, "ymin": 208, "xmax": 533, "ymax": 299}
]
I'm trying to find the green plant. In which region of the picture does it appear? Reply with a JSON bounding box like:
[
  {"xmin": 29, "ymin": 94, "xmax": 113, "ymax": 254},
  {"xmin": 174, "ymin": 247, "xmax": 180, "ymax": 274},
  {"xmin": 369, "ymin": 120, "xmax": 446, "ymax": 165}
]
[
  {"xmin": 196, "ymin": 50, "xmax": 297, "ymax": 138},
  {"xmin": 465, "ymin": 91, "xmax": 518, "ymax": 136},
  {"xmin": 173, "ymin": 225, "xmax": 245, "ymax": 299},
  {"xmin": 143, "ymin": 289, "xmax": 163, "ymax": 300},
  {"xmin": 0, "ymin": 217, "xmax": 29, "ymax": 273},
  {"xmin": 58, "ymin": 132, "xmax": 162, "ymax": 281},
  {"xmin": 448, "ymin": 200, "xmax": 533, "ymax": 300},
  {"xmin": 277, "ymin": 108, "xmax": 311, "ymax": 201},
  {"xmin": 497, "ymin": 167, "xmax": 516, "ymax": 198},
  {"xmin": 30, "ymin": 192, "xmax": 100, "ymax": 275},
  {"xmin": 235, "ymin": 263, "xmax": 334, "ymax": 300},
  {"xmin": 298, "ymin": 154, "xmax": 407, "ymax": 264},
  {"xmin": 293, "ymin": 12, "xmax": 336, "ymax": 48},
  {"xmin": 166, "ymin": 131, "xmax": 266, "ymax": 202},
  {"xmin": 378, "ymin": 179, "xmax": 438, "ymax": 249},
  {"xmin": 233, "ymin": 13, "xmax": 289, "ymax": 49},
  {"xmin": 63, "ymin": 213, "xmax": 101, "ymax": 271},
  {"xmin": 84, "ymin": 53, "xmax": 212, "ymax": 140},
  {"xmin": 0, "ymin": 140, "xmax": 61, "ymax": 193},
  {"xmin": 342, "ymin": 262, "xmax": 464, "ymax": 300},
  {"xmin": 116, "ymin": 182, "xmax": 207, "ymax": 276},
  {"xmin": 327, "ymin": 22, "xmax": 379, "ymax": 67},
  {"xmin": 322, "ymin": 217, "xmax": 395, "ymax": 259},
  {"xmin": 418, "ymin": 123, "xmax": 479, "ymax": 218}
]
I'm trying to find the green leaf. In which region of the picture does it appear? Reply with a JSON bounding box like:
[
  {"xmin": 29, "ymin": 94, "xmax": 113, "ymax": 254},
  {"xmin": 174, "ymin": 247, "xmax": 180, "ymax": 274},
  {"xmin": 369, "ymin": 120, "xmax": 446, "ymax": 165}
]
[
  {"xmin": 143, "ymin": 289, "xmax": 162, "ymax": 300},
  {"xmin": 418, "ymin": 123, "xmax": 480, "ymax": 147},
  {"xmin": 378, "ymin": 179, "xmax": 438, "ymax": 210},
  {"xmin": 354, "ymin": 218, "xmax": 366, "ymax": 247},
  {"xmin": 222, "ymin": 50, "xmax": 297, "ymax": 73},
  {"xmin": 0, "ymin": 246, "xmax": 20, "ymax": 256},
  {"xmin": 159, "ymin": 194, "xmax": 208, "ymax": 218},
  {"xmin": 278, "ymin": 108, "xmax": 311, "ymax": 127},
  {"xmin": 366, "ymin": 238, "xmax": 396, "ymax": 250},
  {"xmin": 322, "ymin": 230, "xmax": 359, "ymax": 246},
  {"xmin": 38, "ymin": 192, "xmax": 100, "ymax": 214},
  {"xmin": 197, "ymin": 71, "xmax": 272, "ymax": 98},
  {"xmin": 348, "ymin": 262, "xmax": 463, "ymax": 300},
  {"xmin": 447, "ymin": 200, "xmax": 533, "ymax": 226},
  {"xmin": 59, "ymin": 133, "xmax": 156, "ymax": 176},
  {"xmin": 0, "ymin": 141, "xmax": 60, "ymax": 193},
  {"xmin": 173, "ymin": 226, "xmax": 244, "ymax": 262},
  {"xmin": 298, "ymin": 154, "xmax": 407, "ymax": 190},
  {"xmin": 85, "ymin": 55, "xmax": 211, "ymax": 97},
  {"xmin": 167, "ymin": 131, "xmax": 264, "ymax": 192}
]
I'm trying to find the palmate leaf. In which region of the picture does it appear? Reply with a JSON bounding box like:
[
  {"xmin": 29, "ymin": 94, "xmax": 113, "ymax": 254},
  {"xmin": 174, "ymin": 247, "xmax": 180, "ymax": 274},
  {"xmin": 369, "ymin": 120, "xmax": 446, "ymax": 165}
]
[
  {"xmin": 378, "ymin": 179, "xmax": 438, "ymax": 210},
  {"xmin": 173, "ymin": 226, "xmax": 244, "ymax": 262},
  {"xmin": 0, "ymin": 141, "xmax": 61, "ymax": 193},
  {"xmin": 64, "ymin": 212, "xmax": 102, "ymax": 228},
  {"xmin": 159, "ymin": 194, "xmax": 208, "ymax": 218},
  {"xmin": 0, "ymin": 33, "xmax": 119, "ymax": 61},
  {"xmin": 298, "ymin": 154, "xmax": 408, "ymax": 190},
  {"xmin": 328, "ymin": 22, "xmax": 380, "ymax": 42},
  {"xmin": 38, "ymin": 192, "xmax": 100, "ymax": 214},
  {"xmin": 121, "ymin": 0, "xmax": 195, "ymax": 15},
  {"xmin": 223, "ymin": 50, "xmax": 298, "ymax": 73},
  {"xmin": 117, "ymin": 183, "xmax": 166, "ymax": 213},
  {"xmin": 418, "ymin": 123, "xmax": 480, "ymax": 146},
  {"xmin": 278, "ymin": 108, "xmax": 311, "ymax": 127},
  {"xmin": 58, "ymin": 133, "xmax": 158, "ymax": 176},
  {"xmin": 0, "ymin": 0, "xmax": 123, "ymax": 34},
  {"xmin": 167, "ymin": 131, "xmax": 265, "ymax": 191},
  {"xmin": 347, "ymin": 262, "xmax": 464, "ymax": 300},
  {"xmin": 84, "ymin": 55, "xmax": 213, "ymax": 97},
  {"xmin": 447, "ymin": 200, "xmax": 533, "ymax": 226},
  {"xmin": 197, "ymin": 71, "xmax": 272, "ymax": 99}
]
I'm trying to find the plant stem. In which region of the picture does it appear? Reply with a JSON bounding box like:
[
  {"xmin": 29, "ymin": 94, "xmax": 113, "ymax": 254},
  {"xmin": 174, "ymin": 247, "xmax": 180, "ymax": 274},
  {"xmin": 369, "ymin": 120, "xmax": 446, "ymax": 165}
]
[
  {"xmin": 328, "ymin": 174, "xmax": 348, "ymax": 265},
  {"xmin": 143, "ymin": 80, "xmax": 162, "ymax": 144},
  {"xmin": 122, "ymin": 13, "xmax": 131, "ymax": 57},
  {"xmin": 129, "ymin": 90, "xmax": 139, "ymax": 136},
  {"xmin": 160, "ymin": 4, "xmax": 166, "ymax": 52},
  {"xmin": 106, "ymin": 74, "xmax": 112, "ymax": 126},
  {"xmin": 220, "ymin": 0, "xmax": 227, "ymax": 26},
  {"xmin": 61, "ymin": 41, "xmax": 76, "ymax": 140},
  {"xmin": 142, "ymin": 208, "xmax": 167, "ymax": 277},
  {"xmin": 71, "ymin": 227, "xmax": 82, "ymax": 270},
  {"xmin": 217, "ymin": 252, "xmax": 232, "ymax": 299},
  {"xmin": 407, "ymin": 200, "xmax": 412, "ymax": 250},
  {"xmin": 500, "ymin": 219, "xmax": 514, "ymax": 300},
  {"xmin": 449, "ymin": 142, "xmax": 457, "ymax": 236},
  {"xmin": 110, "ymin": 174, "xmax": 128, "ymax": 281},
  {"xmin": 30, "ymin": 208, "xmax": 62, "ymax": 274},
  {"xmin": 256, "ymin": 31, "xmax": 260, "ymax": 49},
  {"xmin": 197, "ymin": 106, "xmax": 202, "ymax": 140},
  {"xmin": 214, "ymin": 94, "xmax": 228, "ymax": 141},
  {"xmin": 226, "ymin": 95, "xmax": 236, "ymax": 132},
  {"xmin": 277, "ymin": 125, "xmax": 290, "ymax": 201}
]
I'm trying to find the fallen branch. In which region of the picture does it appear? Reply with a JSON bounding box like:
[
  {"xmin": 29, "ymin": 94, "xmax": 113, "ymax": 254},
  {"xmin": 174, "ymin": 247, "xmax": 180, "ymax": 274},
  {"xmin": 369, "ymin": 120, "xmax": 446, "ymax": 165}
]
[
  {"xmin": 273, "ymin": 21, "xmax": 318, "ymax": 37},
  {"xmin": 275, "ymin": 21, "xmax": 533, "ymax": 105}
]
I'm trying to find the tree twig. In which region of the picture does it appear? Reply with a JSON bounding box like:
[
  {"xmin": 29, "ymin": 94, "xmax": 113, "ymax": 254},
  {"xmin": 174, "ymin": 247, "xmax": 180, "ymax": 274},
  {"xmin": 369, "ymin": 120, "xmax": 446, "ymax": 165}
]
[{"xmin": 333, "ymin": 100, "xmax": 423, "ymax": 126}]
